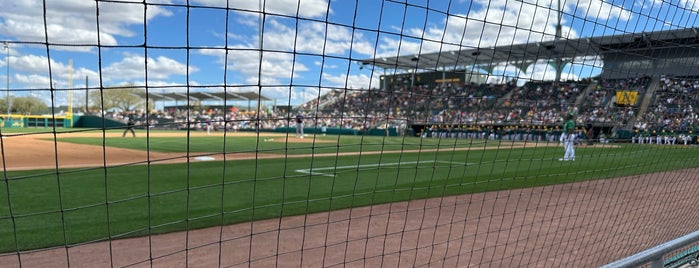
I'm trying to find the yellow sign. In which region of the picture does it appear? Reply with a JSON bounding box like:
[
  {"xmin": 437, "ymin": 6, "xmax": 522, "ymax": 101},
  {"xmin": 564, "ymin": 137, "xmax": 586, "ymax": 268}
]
[{"xmin": 616, "ymin": 91, "xmax": 638, "ymax": 106}]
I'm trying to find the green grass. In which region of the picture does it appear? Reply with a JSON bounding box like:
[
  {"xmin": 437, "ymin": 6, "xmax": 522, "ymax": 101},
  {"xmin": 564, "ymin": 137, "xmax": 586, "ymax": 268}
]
[
  {"xmin": 53, "ymin": 132, "xmax": 502, "ymax": 154},
  {"xmin": 2, "ymin": 133, "xmax": 699, "ymax": 252}
]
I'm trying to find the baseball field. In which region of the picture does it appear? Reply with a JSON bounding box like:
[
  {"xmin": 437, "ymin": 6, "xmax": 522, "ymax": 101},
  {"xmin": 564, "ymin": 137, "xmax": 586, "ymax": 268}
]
[{"xmin": 2, "ymin": 127, "xmax": 699, "ymax": 257}]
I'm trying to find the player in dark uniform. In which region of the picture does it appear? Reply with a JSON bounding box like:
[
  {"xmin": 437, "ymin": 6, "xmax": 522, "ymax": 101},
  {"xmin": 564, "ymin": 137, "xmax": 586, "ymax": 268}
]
[{"xmin": 122, "ymin": 119, "xmax": 136, "ymax": 138}]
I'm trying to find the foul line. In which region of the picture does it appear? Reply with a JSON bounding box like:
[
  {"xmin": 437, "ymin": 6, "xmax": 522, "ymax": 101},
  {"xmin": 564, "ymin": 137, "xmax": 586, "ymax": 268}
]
[{"xmin": 295, "ymin": 160, "xmax": 467, "ymax": 177}]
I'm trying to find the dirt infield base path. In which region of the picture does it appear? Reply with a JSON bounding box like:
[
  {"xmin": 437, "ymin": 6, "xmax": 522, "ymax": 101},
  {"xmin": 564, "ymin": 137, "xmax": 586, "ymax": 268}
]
[
  {"xmin": 0, "ymin": 131, "xmax": 573, "ymax": 171},
  {"xmin": 0, "ymin": 132, "xmax": 285, "ymax": 171},
  {"xmin": 0, "ymin": 132, "xmax": 696, "ymax": 267}
]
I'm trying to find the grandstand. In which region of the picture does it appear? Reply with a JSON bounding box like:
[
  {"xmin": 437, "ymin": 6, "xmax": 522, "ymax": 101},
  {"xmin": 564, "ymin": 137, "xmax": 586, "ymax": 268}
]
[
  {"xmin": 290, "ymin": 76, "xmax": 681, "ymax": 142},
  {"xmin": 295, "ymin": 27, "xmax": 699, "ymax": 140},
  {"xmin": 117, "ymin": 73, "xmax": 695, "ymax": 142}
]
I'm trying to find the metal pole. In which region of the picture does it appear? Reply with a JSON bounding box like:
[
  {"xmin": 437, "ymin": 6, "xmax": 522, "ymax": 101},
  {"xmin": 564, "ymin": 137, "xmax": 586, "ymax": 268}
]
[
  {"xmin": 258, "ymin": 0, "xmax": 264, "ymax": 121},
  {"xmin": 85, "ymin": 76, "xmax": 89, "ymax": 113},
  {"xmin": 259, "ymin": 0, "xmax": 263, "ymax": 52},
  {"xmin": 555, "ymin": 0, "xmax": 562, "ymax": 82},
  {"xmin": 556, "ymin": 0, "xmax": 562, "ymax": 40},
  {"xmin": 4, "ymin": 42, "xmax": 9, "ymax": 116}
]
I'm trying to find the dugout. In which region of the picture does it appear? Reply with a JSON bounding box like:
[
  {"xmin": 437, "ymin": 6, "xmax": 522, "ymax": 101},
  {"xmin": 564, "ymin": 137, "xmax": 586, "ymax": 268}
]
[{"xmin": 412, "ymin": 123, "xmax": 614, "ymax": 139}]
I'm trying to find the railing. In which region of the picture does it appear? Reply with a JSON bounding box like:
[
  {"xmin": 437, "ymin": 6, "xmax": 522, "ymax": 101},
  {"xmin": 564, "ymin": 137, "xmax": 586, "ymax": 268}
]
[{"xmin": 602, "ymin": 229, "xmax": 699, "ymax": 268}]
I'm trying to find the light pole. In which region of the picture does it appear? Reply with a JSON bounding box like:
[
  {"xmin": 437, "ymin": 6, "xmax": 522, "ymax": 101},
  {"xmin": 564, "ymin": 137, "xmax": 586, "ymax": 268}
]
[
  {"xmin": 555, "ymin": 0, "xmax": 562, "ymax": 41},
  {"xmin": 516, "ymin": 0, "xmax": 563, "ymax": 82},
  {"xmin": 3, "ymin": 42, "xmax": 9, "ymax": 116},
  {"xmin": 554, "ymin": 0, "xmax": 562, "ymax": 82}
]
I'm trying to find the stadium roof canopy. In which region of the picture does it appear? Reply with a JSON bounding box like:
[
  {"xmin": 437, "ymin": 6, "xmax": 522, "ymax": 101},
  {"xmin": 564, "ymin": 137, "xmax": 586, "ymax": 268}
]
[
  {"xmin": 133, "ymin": 91, "xmax": 272, "ymax": 102},
  {"xmin": 359, "ymin": 27, "xmax": 699, "ymax": 74}
]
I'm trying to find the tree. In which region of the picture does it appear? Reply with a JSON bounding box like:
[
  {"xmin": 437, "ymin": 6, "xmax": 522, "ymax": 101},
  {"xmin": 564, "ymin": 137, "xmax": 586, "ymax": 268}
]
[
  {"xmin": 89, "ymin": 84, "xmax": 148, "ymax": 112},
  {"xmin": 12, "ymin": 96, "xmax": 48, "ymax": 115},
  {"xmin": 0, "ymin": 97, "xmax": 9, "ymax": 114}
]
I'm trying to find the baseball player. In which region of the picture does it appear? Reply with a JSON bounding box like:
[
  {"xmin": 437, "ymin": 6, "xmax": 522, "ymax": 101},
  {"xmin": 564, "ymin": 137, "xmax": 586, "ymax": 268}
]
[
  {"xmin": 122, "ymin": 118, "xmax": 136, "ymax": 138},
  {"xmin": 295, "ymin": 112, "xmax": 305, "ymax": 138},
  {"xmin": 559, "ymin": 111, "xmax": 576, "ymax": 161}
]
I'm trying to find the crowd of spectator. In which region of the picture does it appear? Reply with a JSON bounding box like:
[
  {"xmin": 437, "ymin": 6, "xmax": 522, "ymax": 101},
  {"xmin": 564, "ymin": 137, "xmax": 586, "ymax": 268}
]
[
  {"xmin": 494, "ymin": 80, "xmax": 587, "ymax": 125},
  {"xmin": 576, "ymin": 76, "xmax": 651, "ymax": 126},
  {"xmin": 634, "ymin": 75, "xmax": 699, "ymax": 132},
  {"xmin": 103, "ymin": 74, "xmax": 699, "ymax": 137},
  {"xmin": 106, "ymin": 107, "xmax": 286, "ymax": 132}
]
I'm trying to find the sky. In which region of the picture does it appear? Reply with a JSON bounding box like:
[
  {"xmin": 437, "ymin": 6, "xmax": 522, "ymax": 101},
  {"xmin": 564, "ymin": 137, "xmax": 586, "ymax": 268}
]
[{"xmin": 0, "ymin": 0, "xmax": 698, "ymax": 111}]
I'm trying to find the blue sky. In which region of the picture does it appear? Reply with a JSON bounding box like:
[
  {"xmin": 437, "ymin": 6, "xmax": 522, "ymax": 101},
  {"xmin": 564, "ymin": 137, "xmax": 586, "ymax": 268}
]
[{"xmin": 0, "ymin": 0, "xmax": 697, "ymax": 110}]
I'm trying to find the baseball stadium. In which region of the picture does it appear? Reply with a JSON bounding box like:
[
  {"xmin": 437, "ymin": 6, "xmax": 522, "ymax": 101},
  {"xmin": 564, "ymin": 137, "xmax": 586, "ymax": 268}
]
[{"xmin": 2, "ymin": 1, "xmax": 699, "ymax": 267}]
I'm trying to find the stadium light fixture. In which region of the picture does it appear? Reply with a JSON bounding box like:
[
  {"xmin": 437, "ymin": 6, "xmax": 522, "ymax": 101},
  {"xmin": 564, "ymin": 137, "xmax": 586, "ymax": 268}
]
[{"xmin": 3, "ymin": 41, "xmax": 8, "ymax": 116}]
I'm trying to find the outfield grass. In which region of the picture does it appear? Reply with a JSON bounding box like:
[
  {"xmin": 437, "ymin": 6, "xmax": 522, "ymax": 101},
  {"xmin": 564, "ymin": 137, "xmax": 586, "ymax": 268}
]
[
  {"xmin": 52, "ymin": 131, "xmax": 502, "ymax": 154},
  {"xmin": 2, "ymin": 132, "xmax": 699, "ymax": 252}
]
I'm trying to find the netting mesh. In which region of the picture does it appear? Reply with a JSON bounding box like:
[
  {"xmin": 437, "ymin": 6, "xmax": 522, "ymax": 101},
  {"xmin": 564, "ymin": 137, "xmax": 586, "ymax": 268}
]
[{"xmin": 2, "ymin": 0, "xmax": 699, "ymax": 267}]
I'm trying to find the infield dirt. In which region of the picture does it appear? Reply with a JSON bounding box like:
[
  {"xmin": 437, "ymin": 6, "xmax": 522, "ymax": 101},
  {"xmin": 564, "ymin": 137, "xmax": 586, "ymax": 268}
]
[
  {"xmin": 0, "ymin": 131, "xmax": 297, "ymax": 171},
  {"xmin": 0, "ymin": 131, "xmax": 578, "ymax": 171}
]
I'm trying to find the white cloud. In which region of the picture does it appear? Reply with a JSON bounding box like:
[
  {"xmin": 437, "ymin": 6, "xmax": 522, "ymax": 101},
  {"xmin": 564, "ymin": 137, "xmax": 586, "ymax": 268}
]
[
  {"xmin": 195, "ymin": 0, "xmax": 330, "ymax": 18},
  {"xmin": 522, "ymin": 61, "xmax": 569, "ymax": 81},
  {"xmin": 197, "ymin": 11, "xmax": 377, "ymax": 103},
  {"xmin": 10, "ymin": 51, "xmax": 194, "ymax": 89},
  {"xmin": 322, "ymin": 72, "xmax": 379, "ymax": 90},
  {"xmin": 574, "ymin": 0, "xmax": 632, "ymax": 21},
  {"xmin": 644, "ymin": 0, "xmax": 664, "ymax": 9},
  {"xmin": 201, "ymin": 43, "xmax": 311, "ymax": 85},
  {"xmin": 8, "ymin": 54, "xmax": 99, "ymax": 88},
  {"xmin": 369, "ymin": 0, "xmax": 632, "ymax": 85},
  {"xmin": 262, "ymin": 19, "xmax": 374, "ymax": 56},
  {"xmin": 0, "ymin": 0, "xmax": 172, "ymax": 50},
  {"xmin": 680, "ymin": 0, "xmax": 699, "ymax": 11},
  {"xmin": 201, "ymin": 24, "xmax": 375, "ymax": 101},
  {"xmin": 375, "ymin": 4, "xmax": 540, "ymax": 57},
  {"xmin": 4, "ymin": 51, "xmax": 203, "ymax": 106},
  {"xmin": 13, "ymin": 73, "xmax": 53, "ymax": 90},
  {"xmin": 375, "ymin": 0, "xmax": 634, "ymax": 58},
  {"xmin": 488, "ymin": 57, "xmax": 603, "ymax": 84},
  {"xmin": 102, "ymin": 54, "xmax": 196, "ymax": 82}
]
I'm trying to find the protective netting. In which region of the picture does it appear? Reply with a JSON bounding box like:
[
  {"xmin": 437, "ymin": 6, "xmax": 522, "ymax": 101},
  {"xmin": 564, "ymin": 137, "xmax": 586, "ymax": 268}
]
[{"xmin": 1, "ymin": 0, "xmax": 699, "ymax": 267}]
